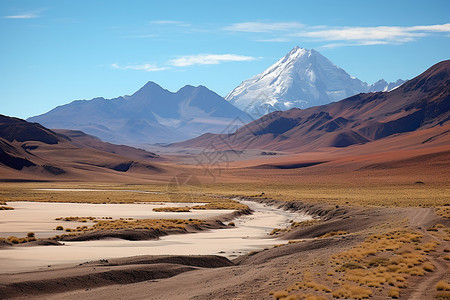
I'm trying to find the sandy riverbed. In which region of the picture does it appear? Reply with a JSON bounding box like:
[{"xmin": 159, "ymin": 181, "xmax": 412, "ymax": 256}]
[
  {"xmin": 0, "ymin": 200, "xmax": 311, "ymax": 273},
  {"xmin": 0, "ymin": 201, "xmax": 231, "ymax": 238}
]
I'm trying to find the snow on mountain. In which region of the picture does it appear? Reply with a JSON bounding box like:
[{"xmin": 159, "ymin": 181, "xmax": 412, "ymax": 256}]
[{"xmin": 226, "ymin": 46, "xmax": 405, "ymax": 118}]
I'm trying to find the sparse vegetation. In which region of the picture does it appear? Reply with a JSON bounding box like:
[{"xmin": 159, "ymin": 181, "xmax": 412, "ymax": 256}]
[
  {"xmin": 388, "ymin": 287, "xmax": 400, "ymax": 298},
  {"xmin": 153, "ymin": 206, "xmax": 191, "ymax": 212},
  {"xmin": 436, "ymin": 280, "xmax": 450, "ymax": 291},
  {"xmin": 0, "ymin": 206, "xmax": 14, "ymax": 210},
  {"xmin": 191, "ymin": 200, "xmax": 249, "ymax": 210},
  {"xmin": 55, "ymin": 216, "xmax": 97, "ymax": 222},
  {"xmin": 436, "ymin": 206, "xmax": 450, "ymax": 219},
  {"xmin": 271, "ymin": 219, "xmax": 321, "ymax": 235},
  {"xmin": 0, "ymin": 182, "xmax": 448, "ymax": 300},
  {"xmin": 271, "ymin": 228, "xmax": 443, "ymax": 299},
  {"xmin": 6, "ymin": 235, "xmax": 36, "ymax": 244},
  {"xmin": 318, "ymin": 231, "xmax": 348, "ymax": 239},
  {"xmin": 60, "ymin": 218, "xmax": 205, "ymax": 233}
]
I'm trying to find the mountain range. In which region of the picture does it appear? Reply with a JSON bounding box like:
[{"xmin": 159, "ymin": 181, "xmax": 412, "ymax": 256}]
[
  {"xmin": 28, "ymin": 83, "xmax": 252, "ymax": 145},
  {"xmin": 226, "ymin": 46, "xmax": 405, "ymax": 118},
  {"xmin": 28, "ymin": 47, "xmax": 406, "ymax": 146},
  {"xmin": 174, "ymin": 60, "xmax": 450, "ymax": 152},
  {"xmin": 1, "ymin": 60, "xmax": 449, "ymax": 181}
]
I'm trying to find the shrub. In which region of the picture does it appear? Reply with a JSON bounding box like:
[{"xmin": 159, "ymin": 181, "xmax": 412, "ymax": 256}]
[
  {"xmin": 435, "ymin": 291, "xmax": 450, "ymax": 300},
  {"xmin": 153, "ymin": 206, "xmax": 191, "ymax": 212},
  {"xmin": 273, "ymin": 291, "xmax": 289, "ymax": 299},
  {"xmin": 319, "ymin": 231, "xmax": 348, "ymax": 239},
  {"xmin": 388, "ymin": 287, "xmax": 400, "ymax": 298},
  {"xmin": 0, "ymin": 206, "xmax": 14, "ymax": 210},
  {"xmin": 27, "ymin": 232, "xmax": 35, "ymax": 238},
  {"xmin": 7, "ymin": 236, "xmax": 19, "ymax": 244},
  {"xmin": 422, "ymin": 262, "xmax": 435, "ymax": 272},
  {"xmin": 436, "ymin": 281, "xmax": 450, "ymax": 291},
  {"xmin": 55, "ymin": 226, "xmax": 64, "ymax": 230}
]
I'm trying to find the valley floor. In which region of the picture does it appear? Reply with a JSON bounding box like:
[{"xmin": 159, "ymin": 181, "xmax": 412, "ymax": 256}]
[{"xmin": 0, "ymin": 179, "xmax": 448, "ymax": 300}]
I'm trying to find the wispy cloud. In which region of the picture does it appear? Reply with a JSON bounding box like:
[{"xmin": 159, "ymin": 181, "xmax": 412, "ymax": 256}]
[
  {"xmin": 111, "ymin": 53, "xmax": 256, "ymax": 72},
  {"xmin": 4, "ymin": 12, "xmax": 39, "ymax": 19},
  {"xmin": 169, "ymin": 54, "xmax": 256, "ymax": 67},
  {"xmin": 4, "ymin": 8, "xmax": 46, "ymax": 19},
  {"xmin": 111, "ymin": 63, "xmax": 168, "ymax": 72},
  {"xmin": 223, "ymin": 21, "xmax": 304, "ymax": 33},
  {"xmin": 225, "ymin": 21, "xmax": 450, "ymax": 47},
  {"xmin": 291, "ymin": 26, "xmax": 429, "ymax": 44}
]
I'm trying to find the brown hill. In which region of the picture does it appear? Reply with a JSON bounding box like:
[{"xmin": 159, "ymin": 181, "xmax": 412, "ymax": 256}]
[
  {"xmin": 0, "ymin": 115, "xmax": 169, "ymax": 182},
  {"xmin": 173, "ymin": 60, "xmax": 450, "ymax": 152}
]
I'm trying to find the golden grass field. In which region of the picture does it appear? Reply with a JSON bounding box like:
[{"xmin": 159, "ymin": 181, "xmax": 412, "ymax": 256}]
[{"xmin": 0, "ymin": 181, "xmax": 448, "ymax": 209}]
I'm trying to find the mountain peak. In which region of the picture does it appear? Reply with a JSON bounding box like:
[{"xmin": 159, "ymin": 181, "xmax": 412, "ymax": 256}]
[
  {"xmin": 176, "ymin": 84, "xmax": 210, "ymax": 94},
  {"xmin": 284, "ymin": 46, "xmax": 309, "ymax": 61},
  {"xmin": 143, "ymin": 81, "xmax": 163, "ymax": 89},
  {"xmin": 131, "ymin": 81, "xmax": 168, "ymax": 99},
  {"xmin": 226, "ymin": 47, "xmax": 406, "ymax": 118}
]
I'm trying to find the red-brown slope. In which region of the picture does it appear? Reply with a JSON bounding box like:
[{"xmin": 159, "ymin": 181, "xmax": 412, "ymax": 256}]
[
  {"xmin": 174, "ymin": 60, "xmax": 450, "ymax": 152},
  {"xmin": 0, "ymin": 116, "xmax": 169, "ymax": 182},
  {"xmin": 53, "ymin": 129, "xmax": 160, "ymax": 161}
]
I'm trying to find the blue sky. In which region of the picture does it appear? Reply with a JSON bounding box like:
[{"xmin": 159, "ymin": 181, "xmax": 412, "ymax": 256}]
[{"xmin": 1, "ymin": 0, "xmax": 449, "ymax": 119}]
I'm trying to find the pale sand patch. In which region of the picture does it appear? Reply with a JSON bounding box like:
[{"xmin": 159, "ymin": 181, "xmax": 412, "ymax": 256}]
[
  {"xmin": 0, "ymin": 201, "xmax": 231, "ymax": 238},
  {"xmin": 0, "ymin": 200, "xmax": 311, "ymax": 273}
]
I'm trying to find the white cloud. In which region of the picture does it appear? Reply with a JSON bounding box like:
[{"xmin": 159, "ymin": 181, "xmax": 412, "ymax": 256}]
[
  {"xmin": 409, "ymin": 23, "xmax": 450, "ymax": 32},
  {"xmin": 169, "ymin": 54, "xmax": 256, "ymax": 67},
  {"xmin": 4, "ymin": 8, "xmax": 45, "ymax": 19},
  {"xmin": 224, "ymin": 21, "xmax": 450, "ymax": 47},
  {"xmin": 292, "ymin": 26, "xmax": 429, "ymax": 43},
  {"xmin": 111, "ymin": 53, "xmax": 255, "ymax": 72},
  {"xmin": 223, "ymin": 21, "xmax": 304, "ymax": 33},
  {"xmin": 111, "ymin": 63, "xmax": 167, "ymax": 72},
  {"xmin": 4, "ymin": 12, "xmax": 39, "ymax": 19}
]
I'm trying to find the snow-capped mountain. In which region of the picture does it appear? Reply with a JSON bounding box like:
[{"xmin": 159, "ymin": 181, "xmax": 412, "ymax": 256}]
[
  {"xmin": 368, "ymin": 79, "xmax": 406, "ymax": 92},
  {"xmin": 226, "ymin": 46, "xmax": 405, "ymax": 118},
  {"xmin": 28, "ymin": 82, "xmax": 251, "ymax": 145}
]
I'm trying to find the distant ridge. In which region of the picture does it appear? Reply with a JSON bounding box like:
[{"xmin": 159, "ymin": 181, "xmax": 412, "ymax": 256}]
[{"xmin": 28, "ymin": 83, "xmax": 251, "ymax": 145}]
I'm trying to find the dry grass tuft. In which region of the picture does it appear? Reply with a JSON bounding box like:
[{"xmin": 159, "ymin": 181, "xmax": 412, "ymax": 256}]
[
  {"xmin": 153, "ymin": 206, "xmax": 191, "ymax": 212},
  {"xmin": 0, "ymin": 206, "xmax": 14, "ymax": 210},
  {"xmin": 272, "ymin": 291, "xmax": 289, "ymax": 299},
  {"xmin": 436, "ymin": 281, "xmax": 450, "ymax": 291},
  {"xmin": 191, "ymin": 200, "xmax": 249, "ymax": 210},
  {"xmin": 60, "ymin": 218, "xmax": 205, "ymax": 234},
  {"xmin": 55, "ymin": 216, "xmax": 97, "ymax": 222},
  {"xmin": 318, "ymin": 231, "xmax": 348, "ymax": 239},
  {"xmin": 436, "ymin": 206, "xmax": 450, "ymax": 219},
  {"xmin": 388, "ymin": 287, "xmax": 400, "ymax": 298},
  {"xmin": 331, "ymin": 284, "xmax": 372, "ymax": 299}
]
